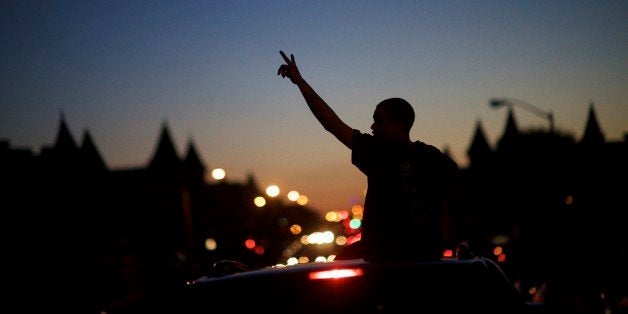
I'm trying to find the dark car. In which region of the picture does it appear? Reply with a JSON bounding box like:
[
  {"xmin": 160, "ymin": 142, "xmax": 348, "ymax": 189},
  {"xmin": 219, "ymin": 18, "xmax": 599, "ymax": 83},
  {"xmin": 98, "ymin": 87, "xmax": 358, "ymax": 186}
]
[{"xmin": 177, "ymin": 255, "xmax": 546, "ymax": 313}]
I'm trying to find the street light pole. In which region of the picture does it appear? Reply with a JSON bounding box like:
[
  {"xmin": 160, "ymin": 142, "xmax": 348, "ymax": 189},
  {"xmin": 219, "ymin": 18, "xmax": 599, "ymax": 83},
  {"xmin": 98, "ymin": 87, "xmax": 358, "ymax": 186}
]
[{"xmin": 489, "ymin": 98, "xmax": 554, "ymax": 133}]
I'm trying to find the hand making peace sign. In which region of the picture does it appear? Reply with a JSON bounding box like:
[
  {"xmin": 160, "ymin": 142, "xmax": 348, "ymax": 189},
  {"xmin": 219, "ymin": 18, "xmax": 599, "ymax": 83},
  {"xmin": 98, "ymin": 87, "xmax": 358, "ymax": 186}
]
[{"xmin": 277, "ymin": 50, "xmax": 303, "ymax": 85}]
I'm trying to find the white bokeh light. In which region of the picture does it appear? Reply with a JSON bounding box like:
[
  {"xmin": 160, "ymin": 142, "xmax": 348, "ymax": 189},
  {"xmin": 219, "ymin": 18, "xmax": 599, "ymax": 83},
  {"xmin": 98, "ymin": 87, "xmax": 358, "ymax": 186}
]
[
  {"xmin": 266, "ymin": 185, "xmax": 280, "ymax": 197},
  {"xmin": 211, "ymin": 168, "xmax": 226, "ymax": 180},
  {"xmin": 287, "ymin": 190, "xmax": 300, "ymax": 201},
  {"xmin": 254, "ymin": 196, "xmax": 266, "ymax": 207}
]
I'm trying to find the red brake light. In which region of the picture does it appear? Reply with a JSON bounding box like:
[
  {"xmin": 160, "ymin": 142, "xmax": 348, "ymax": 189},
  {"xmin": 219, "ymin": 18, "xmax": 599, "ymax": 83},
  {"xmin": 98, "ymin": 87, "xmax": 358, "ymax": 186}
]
[{"xmin": 308, "ymin": 268, "xmax": 364, "ymax": 280}]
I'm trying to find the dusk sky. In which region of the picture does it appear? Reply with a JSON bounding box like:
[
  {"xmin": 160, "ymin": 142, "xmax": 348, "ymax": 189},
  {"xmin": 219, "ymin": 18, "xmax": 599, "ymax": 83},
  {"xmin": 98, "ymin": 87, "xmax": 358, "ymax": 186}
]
[{"xmin": 2, "ymin": 1, "xmax": 627, "ymax": 213}]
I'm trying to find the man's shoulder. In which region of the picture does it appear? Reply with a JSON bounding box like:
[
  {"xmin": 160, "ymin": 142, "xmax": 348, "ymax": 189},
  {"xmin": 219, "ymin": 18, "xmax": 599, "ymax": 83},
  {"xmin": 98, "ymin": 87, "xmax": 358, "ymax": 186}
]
[
  {"xmin": 412, "ymin": 140, "xmax": 442, "ymax": 155},
  {"xmin": 352, "ymin": 130, "xmax": 372, "ymax": 144},
  {"xmin": 412, "ymin": 141, "xmax": 459, "ymax": 170}
]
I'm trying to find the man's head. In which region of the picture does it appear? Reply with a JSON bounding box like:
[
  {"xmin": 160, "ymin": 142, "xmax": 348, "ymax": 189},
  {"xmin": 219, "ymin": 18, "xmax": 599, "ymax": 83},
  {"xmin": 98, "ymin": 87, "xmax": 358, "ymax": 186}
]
[{"xmin": 371, "ymin": 98, "xmax": 415, "ymax": 142}]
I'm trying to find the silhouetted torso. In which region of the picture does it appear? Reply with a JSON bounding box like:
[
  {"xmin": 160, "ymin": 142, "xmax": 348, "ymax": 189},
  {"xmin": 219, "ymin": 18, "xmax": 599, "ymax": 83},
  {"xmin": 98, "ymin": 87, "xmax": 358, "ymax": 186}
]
[{"xmin": 351, "ymin": 131, "xmax": 459, "ymax": 262}]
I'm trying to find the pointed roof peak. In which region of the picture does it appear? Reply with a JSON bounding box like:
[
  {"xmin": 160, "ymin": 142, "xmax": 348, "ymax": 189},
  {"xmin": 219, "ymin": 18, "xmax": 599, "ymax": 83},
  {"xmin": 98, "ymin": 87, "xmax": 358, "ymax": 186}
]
[
  {"xmin": 467, "ymin": 119, "xmax": 492, "ymax": 160},
  {"xmin": 82, "ymin": 128, "xmax": 93, "ymax": 142},
  {"xmin": 497, "ymin": 106, "xmax": 520, "ymax": 140},
  {"xmin": 156, "ymin": 120, "xmax": 176, "ymax": 144},
  {"xmin": 474, "ymin": 118, "xmax": 483, "ymax": 128},
  {"xmin": 504, "ymin": 107, "xmax": 519, "ymax": 135},
  {"xmin": 184, "ymin": 138, "xmax": 206, "ymax": 173},
  {"xmin": 472, "ymin": 119, "xmax": 488, "ymax": 139},
  {"xmin": 246, "ymin": 171, "xmax": 258, "ymax": 188},
  {"xmin": 580, "ymin": 101, "xmax": 605, "ymax": 145},
  {"xmin": 149, "ymin": 121, "xmax": 180, "ymax": 169},
  {"xmin": 160, "ymin": 117, "xmax": 171, "ymax": 129},
  {"xmin": 185, "ymin": 138, "xmax": 202, "ymax": 161},
  {"xmin": 54, "ymin": 113, "xmax": 78, "ymax": 151},
  {"xmin": 496, "ymin": 107, "xmax": 521, "ymax": 152},
  {"xmin": 80, "ymin": 129, "xmax": 107, "ymax": 171},
  {"xmin": 186, "ymin": 133, "xmax": 196, "ymax": 146}
]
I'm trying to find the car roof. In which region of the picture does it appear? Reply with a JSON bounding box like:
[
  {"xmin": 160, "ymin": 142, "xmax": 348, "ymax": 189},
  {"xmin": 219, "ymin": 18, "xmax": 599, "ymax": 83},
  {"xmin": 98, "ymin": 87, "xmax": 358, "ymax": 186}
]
[
  {"xmin": 189, "ymin": 257, "xmax": 505, "ymax": 284},
  {"xmin": 181, "ymin": 257, "xmax": 528, "ymax": 314}
]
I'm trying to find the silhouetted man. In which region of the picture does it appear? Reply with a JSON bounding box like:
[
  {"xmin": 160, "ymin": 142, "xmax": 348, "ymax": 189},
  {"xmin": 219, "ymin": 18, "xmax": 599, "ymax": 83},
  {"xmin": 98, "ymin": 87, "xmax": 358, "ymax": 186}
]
[{"xmin": 278, "ymin": 51, "xmax": 460, "ymax": 262}]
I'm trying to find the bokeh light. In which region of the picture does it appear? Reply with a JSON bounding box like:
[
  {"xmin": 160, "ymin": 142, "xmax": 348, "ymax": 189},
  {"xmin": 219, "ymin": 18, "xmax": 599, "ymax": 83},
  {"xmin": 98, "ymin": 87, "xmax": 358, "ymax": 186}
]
[
  {"xmin": 287, "ymin": 190, "xmax": 300, "ymax": 201},
  {"xmin": 314, "ymin": 256, "xmax": 327, "ymax": 262},
  {"xmin": 254, "ymin": 196, "xmax": 266, "ymax": 207},
  {"xmin": 325, "ymin": 211, "xmax": 339, "ymax": 222},
  {"xmin": 244, "ymin": 238, "xmax": 256, "ymax": 249},
  {"xmin": 443, "ymin": 249, "xmax": 453, "ymax": 258},
  {"xmin": 266, "ymin": 185, "xmax": 280, "ymax": 197},
  {"xmin": 254, "ymin": 245, "xmax": 265, "ymax": 255},
  {"xmin": 204, "ymin": 238, "xmax": 217, "ymax": 251},
  {"xmin": 289, "ymin": 224, "xmax": 302, "ymax": 235},
  {"xmin": 351, "ymin": 204, "xmax": 364, "ymax": 215},
  {"xmin": 300, "ymin": 235, "xmax": 309, "ymax": 245},
  {"xmin": 277, "ymin": 217, "xmax": 289, "ymax": 227},
  {"xmin": 307, "ymin": 231, "xmax": 335, "ymax": 244},
  {"xmin": 296, "ymin": 195, "xmax": 308, "ymax": 205},
  {"xmin": 349, "ymin": 218, "xmax": 361, "ymax": 229},
  {"xmin": 211, "ymin": 168, "xmax": 226, "ymax": 180},
  {"xmin": 338, "ymin": 210, "xmax": 349, "ymax": 220},
  {"xmin": 565, "ymin": 195, "xmax": 574, "ymax": 205}
]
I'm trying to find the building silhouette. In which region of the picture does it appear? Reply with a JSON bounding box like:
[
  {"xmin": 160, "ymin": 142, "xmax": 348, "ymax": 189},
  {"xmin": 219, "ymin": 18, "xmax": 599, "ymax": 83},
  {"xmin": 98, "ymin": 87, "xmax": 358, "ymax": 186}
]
[
  {"xmin": 1, "ymin": 102, "xmax": 625, "ymax": 312},
  {"xmin": 1, "ymin": 116, "xmax": 327, "ymax": 312},
  {"xmin": 462, "ymin": 102, "xmax": 627, "ymax": 312}
]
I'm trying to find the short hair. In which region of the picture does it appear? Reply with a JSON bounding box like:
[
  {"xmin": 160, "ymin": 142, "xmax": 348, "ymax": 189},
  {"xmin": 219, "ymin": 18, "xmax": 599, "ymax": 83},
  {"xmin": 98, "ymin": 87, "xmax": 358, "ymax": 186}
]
[{"xmin": 376, "ymin": 98, "xmax": 415, "ymax": 132}]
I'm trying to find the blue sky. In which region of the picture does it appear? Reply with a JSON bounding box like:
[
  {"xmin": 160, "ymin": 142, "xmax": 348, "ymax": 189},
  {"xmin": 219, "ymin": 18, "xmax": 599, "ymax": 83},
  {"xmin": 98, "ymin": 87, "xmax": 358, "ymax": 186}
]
[{"xmin": 2, "ymin": 0, "xmax": 627, "ymax": 212}]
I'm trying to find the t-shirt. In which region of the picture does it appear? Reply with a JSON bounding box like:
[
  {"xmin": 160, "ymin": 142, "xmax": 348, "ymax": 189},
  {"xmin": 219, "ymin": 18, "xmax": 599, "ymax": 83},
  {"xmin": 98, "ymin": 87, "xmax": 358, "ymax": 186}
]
[{"xmin": 351, "ymin": 130, "xmax": 460, "ymax": 262}]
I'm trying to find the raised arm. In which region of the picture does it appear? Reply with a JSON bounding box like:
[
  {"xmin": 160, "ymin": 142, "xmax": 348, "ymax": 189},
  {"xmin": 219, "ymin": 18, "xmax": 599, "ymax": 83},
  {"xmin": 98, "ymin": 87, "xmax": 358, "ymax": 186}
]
[{"xmin": 277, "ymin": 50, "xmax": 354, "ymax": 149}]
